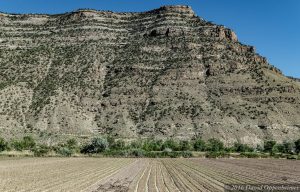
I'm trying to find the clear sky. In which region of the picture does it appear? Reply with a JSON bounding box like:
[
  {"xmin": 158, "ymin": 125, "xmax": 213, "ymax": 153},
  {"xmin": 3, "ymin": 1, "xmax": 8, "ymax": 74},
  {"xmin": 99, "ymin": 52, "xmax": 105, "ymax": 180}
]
[{"xmin": 0, "ymin": 0, "xmax": 299, "ymax": 78}]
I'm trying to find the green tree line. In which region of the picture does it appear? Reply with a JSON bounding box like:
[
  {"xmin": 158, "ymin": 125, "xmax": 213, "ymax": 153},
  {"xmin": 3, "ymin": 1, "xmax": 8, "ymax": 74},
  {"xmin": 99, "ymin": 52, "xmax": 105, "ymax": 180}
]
[{"xmin": 1, "ymin": 136, "xmax": 300, "ymax": 159}]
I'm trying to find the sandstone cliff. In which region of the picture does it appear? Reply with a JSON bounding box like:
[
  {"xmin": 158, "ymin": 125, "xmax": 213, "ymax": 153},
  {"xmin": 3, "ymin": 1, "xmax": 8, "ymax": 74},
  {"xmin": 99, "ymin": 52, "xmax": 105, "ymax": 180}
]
[{"xmin": 0, "ymin": 5, "xmax": 299, "ymax": 145}]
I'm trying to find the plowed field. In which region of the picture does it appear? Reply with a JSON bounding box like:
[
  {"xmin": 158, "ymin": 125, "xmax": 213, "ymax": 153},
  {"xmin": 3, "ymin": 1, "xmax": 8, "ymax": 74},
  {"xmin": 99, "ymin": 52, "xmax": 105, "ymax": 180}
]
[{"xmin": 0, "ymin": 158, "xmax": 299, "ymax": 192}]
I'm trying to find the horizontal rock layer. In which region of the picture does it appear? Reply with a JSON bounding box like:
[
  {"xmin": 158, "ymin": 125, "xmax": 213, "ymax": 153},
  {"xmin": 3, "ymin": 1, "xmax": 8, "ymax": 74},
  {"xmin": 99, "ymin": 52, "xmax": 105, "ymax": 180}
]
[{"xmin": 0, "ymin": 5, "xmax": 299, "ymax": 145}]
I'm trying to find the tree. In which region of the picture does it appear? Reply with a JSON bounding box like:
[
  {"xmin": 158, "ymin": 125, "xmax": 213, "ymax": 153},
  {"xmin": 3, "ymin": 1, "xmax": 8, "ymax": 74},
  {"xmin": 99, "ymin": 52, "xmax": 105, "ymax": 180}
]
[
  {"xmin": 58, "ymin": 147, "xmax": 73, "ymax": 157},
  {"xmin": 0, "ymin": 137, "xmax": 7, "ymax": 152},
  {"xmin": 129, "ymin": 140, "xmax": 143, "ymax": 149},
  {"xmin": 33, "ymin": 144, "xmax": 50, "ymax": 157},
  {"xmin": 66, "ymin": 138, "xmax": 78, "ymax": 151},
  {"xmin": 295, "ymin": 139, "xmax": 300, "ymax": 154},
  {"xmin": 264, "ymin": 140, "xmax": 276, "ymax": 153},
  {"xmin": 179, "ymin": 140, "xmax": 192, "ymax": 151},
  {"xmin": 81, "ymin": 137, "xmax": 108, "ymax": 154},
  {"xmin": 256, "ymin": 145, "xmax": 263, "ymax": 152},
  {"xmin": 162, "ymin": 139, "xmax": 179, "ymax": 151},
  {"xmin": 273, "ymin": 144, "xmax": 285, "ymax": 153},
  {"xmin": 22, "ymin": 136, "xmax": 36, "ymax": 150},
  {"xmin": 111, "ymin": 139, "xmax": 126, "ymax": 150},
  {"xmin": 10, "ymin": 136, "xmax": 36, "ymax": 151},
  {"xmin": 193, "ymin": 139, "xmax": 206, "ymax": 151},
  {"xmin": 207, "ymin": 138, "xmax": 224, "ymax": 152},
  {"xmin": 282, "ymin": 141, "xmax": 295, "ymax": 154},
  {"xmin": 233, "ymin": 143, "xmax": 254, "ymax": 152},
  {"xmin": 142, "ymin": 140, "xmax": 162, "ymax": 151}
]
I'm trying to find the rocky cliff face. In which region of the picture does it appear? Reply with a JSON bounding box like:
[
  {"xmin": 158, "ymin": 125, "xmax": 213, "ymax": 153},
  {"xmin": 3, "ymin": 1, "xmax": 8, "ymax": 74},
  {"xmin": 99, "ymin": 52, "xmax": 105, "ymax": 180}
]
[{"xmin": 0, "ymin": 5, "xmax": 299, "ymax": 145}]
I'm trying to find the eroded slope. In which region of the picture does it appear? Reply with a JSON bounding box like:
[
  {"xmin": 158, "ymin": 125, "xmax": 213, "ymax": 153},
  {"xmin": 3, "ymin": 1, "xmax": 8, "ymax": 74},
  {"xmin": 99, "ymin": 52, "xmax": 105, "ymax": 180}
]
[{"xmin": 0, "ymin": 6, "xmax": 299, "ymax": 145}]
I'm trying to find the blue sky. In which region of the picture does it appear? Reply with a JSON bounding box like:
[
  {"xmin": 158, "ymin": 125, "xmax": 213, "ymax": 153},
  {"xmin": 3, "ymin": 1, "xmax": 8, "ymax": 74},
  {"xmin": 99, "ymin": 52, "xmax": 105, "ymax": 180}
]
[{"xmin": 0, "ymin": 0, "xmax": 299, "ymax": 78}]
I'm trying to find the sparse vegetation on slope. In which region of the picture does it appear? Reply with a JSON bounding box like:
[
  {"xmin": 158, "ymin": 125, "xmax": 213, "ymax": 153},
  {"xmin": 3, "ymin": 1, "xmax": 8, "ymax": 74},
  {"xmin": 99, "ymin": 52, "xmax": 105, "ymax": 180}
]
[{"xmin": 0, "ymin": 5, "xmax": 300, "ymax": 145}]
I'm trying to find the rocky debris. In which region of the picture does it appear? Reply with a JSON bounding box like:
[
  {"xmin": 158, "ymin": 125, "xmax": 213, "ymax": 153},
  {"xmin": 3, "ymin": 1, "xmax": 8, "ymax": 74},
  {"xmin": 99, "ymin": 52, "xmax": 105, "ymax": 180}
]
[
  {"xmin": 0, "ymin": 5, "xmax": 300, "ymax": 145},
  {"xmin": 217, "ymin": 26, "xmax": 238, "ymax": 42}
]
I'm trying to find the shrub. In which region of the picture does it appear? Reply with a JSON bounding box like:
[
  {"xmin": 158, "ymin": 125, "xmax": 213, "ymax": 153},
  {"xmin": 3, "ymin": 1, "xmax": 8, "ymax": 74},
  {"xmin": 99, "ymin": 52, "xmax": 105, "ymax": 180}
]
[
  {"xmin": 11, "ymin": 140, "xmax": 24, "ymax": 151},
  {"xmin": 179, "ymin": 140, "xmax": 192, "ymax": 151},
  {"xmin": 107, "ymin": 136, "xmax": 115, "ymax": 148},
  {"xmin": 22, "ymin": 136, "xmax": 36, "ymax": 150},
  {"xmin": 111, "ymin": 139, "xmax": 126, "ymax": 150},
  {"xmin": 162, "ymin": 139, "xmax": 179, "ymax": 151},
  {"xmin": 282, "ymin": 141, "xmax": 295, "ymax": 154},
  {"xmin": 10, "ymin": 136, "xmax": 36, "ymax": 151},
  {"xmin": 33, "ymin": 145, "xmax": 50, "ymax": 157},
  {"xmin": 207, "ymin": 138, "xmax": 224, "ymax": 152},
  {"xmin": 142, "ymin": 139, "xmax": 163, "ymax": 151},
  {"xmin": 273, "ymin": 144, "xmax": 285, "ymax": 153},
  {"xmin": 256, "ymin": 145, "xmax": 264, "ymax": 152},
  {"xmin": 181, "ymin": 151, "xmax": 193, "ymax": 158},
  {"xmin": 0, "ymin": 137, "xmax": 8, "ymax": 152},
  {"xmin": 66, "ymin": 138, "xmax": 78, "ymax": 151},
  {"xmin": 264, "ymin": 140, "xmax": 276, "ymax": 153},
  {"xmin": 193, "ymin": 139, "xmax": 206, "ymax": 151},
  {"xmin": 81, "ymin": 137, "xmax": 108, "ymax": 154},
  {"xmin": 233, "ymin": 142, "xmax": 254, "ymax": 152},
  {"xmin": 129, "ymin": 140, "xmax": 143, "ymax": 149},
  {"xmin": 58, "ymin": 147, "xmax": 73, "ymax": 157},
  {"xmin": 129, "ymin": 149, "xmax": 145, "ymax": 157},
  {"xmin": 295, "ymin": 139, "xmax": 300, "ymax": 154}
]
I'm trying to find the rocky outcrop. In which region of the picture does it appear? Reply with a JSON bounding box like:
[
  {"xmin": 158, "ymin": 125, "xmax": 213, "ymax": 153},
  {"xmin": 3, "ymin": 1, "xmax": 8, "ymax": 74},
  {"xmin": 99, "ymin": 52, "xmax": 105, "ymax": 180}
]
[
  {"xmin": 0, "ymin": 6, "xmax": 299, "ymax": 146},
  {"xmin": 217, "ymin": 26, "xmax": 238, "ymax": 42}
]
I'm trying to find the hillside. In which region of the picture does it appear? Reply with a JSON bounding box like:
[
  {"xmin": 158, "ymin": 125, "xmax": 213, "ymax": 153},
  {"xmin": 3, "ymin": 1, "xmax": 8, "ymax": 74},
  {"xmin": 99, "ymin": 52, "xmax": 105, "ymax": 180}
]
[{"xmin": 0, "ymin": 5, "xmax": 300, "ymax": 145}]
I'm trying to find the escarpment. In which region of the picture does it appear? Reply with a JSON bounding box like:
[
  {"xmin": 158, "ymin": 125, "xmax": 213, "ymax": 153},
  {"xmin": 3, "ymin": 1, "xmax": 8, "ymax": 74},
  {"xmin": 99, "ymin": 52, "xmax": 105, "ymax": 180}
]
[{"xmin": 0, "ymin": 5, "xmax": 299, "ymax": 145}]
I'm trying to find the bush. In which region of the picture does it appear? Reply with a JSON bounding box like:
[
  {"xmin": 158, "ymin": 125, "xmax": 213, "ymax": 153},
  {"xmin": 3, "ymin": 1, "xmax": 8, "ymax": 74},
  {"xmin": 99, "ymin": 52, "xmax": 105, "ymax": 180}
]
[
  {"xmin": 233, "ymin": 142, "xmax": 254, "ymax": 152},
  {"xmin": 162, "ymin": 151, "xmax": 180, "ymax": 158},
  {"xmin": 282, "ymin": 141, "xmax": 295, "ymax": 154},
  {"xmin": 295, "ymin": 139, "xmax": 300, "ymax": 154},
  {"xmin": 129, "ymin": 149, "xmax": 145, "ymax": 157},
  {"xmin": 11, "ymin": 140, "xmax": 24, "ymax": 151},
  {"xmin": 207, "ymin": 138, "xmax": 224, "ymax": 152},
  {"xmin": 129, "ymin": 140, "xmax": 143, "ymax": 149},
  {"xmin": 0, "ymin": 137, "xmax": 8, "ymax": 152},
  {"xmin": 179, "ymin": 140, "xmax": 192, "ymax": 151},
  {"xmin": 111, "ymin": 139, "xmax": 126, "ymax": 150},
  {"xmin": 58, "ymin": 147, "xmax": 73, "ymax": 157},
  {"xmin": 256, "ymin": 145, "xmax": 264, "ymax": 152},
  {"xmin": 33, "ymin": 145, "xmax": 50, "ymax": 157},
  {"xmin": 22, "ymin": 136, "xmax": 36, "ymax": 150},
  {"xmin": 181, "ymin": 151, "xmax": 193, "ymax": 158},
  {"xmin": 66, "ymin": 138, "xmax": 78, "ymax": 151},
  {"xmin": 273, "ymin": 144, "xmax": 285, "ymax": 153},
  {"xmin": 162, "ymin": 139, "xmax": 179, "ymax": 151},
  {"xmin": 11, "ymin": 136, "xmax": 36, "ymax": 151},
  {"xmin": 193, "ymin": 139, "xmax": 206, "ymax": 151},
  {"xmin": 264, "ymin": 140, "xmax": 276, "ymax": 153},
  {"xmin": 273, "ymin": 141, "xmax": 295, "ymax": 154},
  {"xmin": 142, "ymin": 139, "xmax": 163, "ymax": 151},
  {"xmin": 81, "ymin": 137, "xmax": 108, "ymax": 154}
]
